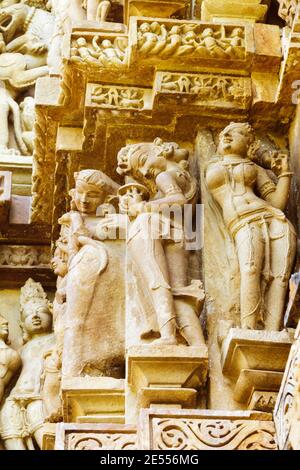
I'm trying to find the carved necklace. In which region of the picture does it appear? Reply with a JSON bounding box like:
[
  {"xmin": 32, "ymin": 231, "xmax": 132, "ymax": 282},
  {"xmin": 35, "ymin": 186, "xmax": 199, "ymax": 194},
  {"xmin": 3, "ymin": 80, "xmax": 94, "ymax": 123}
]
[
  {"xmin": 24, "ymin": 7, "xmax": 37, "ymax": 32},
  {"xmin": 220, "ymin": 157, "xmax": 254, "ymax": 196}
]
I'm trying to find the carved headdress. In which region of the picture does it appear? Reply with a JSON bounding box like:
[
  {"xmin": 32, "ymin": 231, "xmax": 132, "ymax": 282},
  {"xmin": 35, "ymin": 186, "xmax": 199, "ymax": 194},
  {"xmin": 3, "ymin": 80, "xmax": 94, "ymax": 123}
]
[
  {"xmin": 116, "ymin": 138, "xmax": 191, "ymax": 197},
  {"xmin": 20, "ymin": 278, "xmax": 52, "ymax": 320}
]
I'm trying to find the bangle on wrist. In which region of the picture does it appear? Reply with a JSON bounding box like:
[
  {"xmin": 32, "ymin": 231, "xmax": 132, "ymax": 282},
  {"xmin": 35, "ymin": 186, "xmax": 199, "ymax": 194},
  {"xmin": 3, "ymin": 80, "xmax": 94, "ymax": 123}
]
[{"xmin": 278, "ymin": 171, "xmax": 294, "ymax": 178}]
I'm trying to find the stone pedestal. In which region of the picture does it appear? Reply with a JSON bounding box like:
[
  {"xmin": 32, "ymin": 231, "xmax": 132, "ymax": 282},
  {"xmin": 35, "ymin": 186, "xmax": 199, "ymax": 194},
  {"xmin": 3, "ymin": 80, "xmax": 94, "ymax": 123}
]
[
  {"xmin": 124, "ymin": 0, "xmax": 190, "ymax": 24},
  {"xmin": 126, "ymin": 345, "xmax": 208, "ymax": 423},
  {"xmin": 221, "ymin": 328, "xmax": 294, "ymax": 411},
  {"xmin": 0, "ymin": 156, "xmax": 32, "ymax": 196},
  {"xmin": 201, "ymin": 0, "xmax": 269, "ymax": 23},
  {"xmin": 41, "ymin": 423, "xmax": 57, "ymax": 451},
  {"xmin": 61, "ymin": 377, "xmax": 125, "ymax": 424}
]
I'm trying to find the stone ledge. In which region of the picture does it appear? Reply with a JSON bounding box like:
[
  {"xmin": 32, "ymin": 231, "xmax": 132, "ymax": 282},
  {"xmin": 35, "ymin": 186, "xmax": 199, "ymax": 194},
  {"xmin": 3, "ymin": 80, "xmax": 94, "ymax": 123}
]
[{"xmin": 61, "ymin": 377, "xmax": 125, "ymax": 423}]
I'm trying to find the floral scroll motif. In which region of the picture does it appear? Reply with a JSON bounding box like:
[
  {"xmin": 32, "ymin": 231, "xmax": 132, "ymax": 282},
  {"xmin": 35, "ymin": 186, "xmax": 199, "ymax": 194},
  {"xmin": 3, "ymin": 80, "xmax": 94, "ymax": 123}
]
[
  {"xmin": 152, "ymin": 418, "xmax": 277, "ymax": 450},
  {"xmin": 67, "ymin": 432, "xmax": 137, "ymax": 450}
]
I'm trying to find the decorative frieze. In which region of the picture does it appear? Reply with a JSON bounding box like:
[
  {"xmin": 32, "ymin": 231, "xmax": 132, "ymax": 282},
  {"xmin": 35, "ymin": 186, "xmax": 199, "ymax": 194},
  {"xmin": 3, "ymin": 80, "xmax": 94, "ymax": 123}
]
[
  {"xmin": 0, "ymin": 245, "xmax": 51, "ymax": 267},
  {"xmin": 70, "ymin": 34, "xmax": 129, "ymax": 67},
  {"xmin": 55, "ymin": 423, "xmax": 137, "ymax": 450},
  {"xmin": 154, "ymin": 72, "xmax": 252, "ymax": 111},
  {"xmin": 139, "ymin": 409, "xmax": 277, "ymax": 450},
  {"xmin": 131, "ymin": 18, "xmax": 249, "ymax": 70},
  {"xmin": 86, "ymin": 83, "xmax": 153, "ymax": 111}
]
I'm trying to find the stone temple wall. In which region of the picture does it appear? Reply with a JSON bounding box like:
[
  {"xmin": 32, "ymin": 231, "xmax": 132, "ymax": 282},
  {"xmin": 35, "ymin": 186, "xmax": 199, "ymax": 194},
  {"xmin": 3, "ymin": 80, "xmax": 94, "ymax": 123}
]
[{"xmin": 0, "ymin": 0, "xmax": 299, "ymax": 451}]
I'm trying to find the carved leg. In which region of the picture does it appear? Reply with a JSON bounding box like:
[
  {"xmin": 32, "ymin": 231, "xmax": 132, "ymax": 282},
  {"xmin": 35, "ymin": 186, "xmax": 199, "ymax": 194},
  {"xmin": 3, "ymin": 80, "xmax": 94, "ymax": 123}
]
[
  {"xmin": 86, "ymin": 0, "xmax": 99, "ymax": 20},
  {"xmin": 165, "ymin": 241, "xmax": 188, "ymax": 288},
  {"xmin": 3, "ymin": 438, "xmax": 26, "ymax": 450},
  {"xmin": 235, "ymin": 223, "xmax": 265, "ymax": 329},
  {"xmin": 10, "ymin": 66, "xmax": 49, "ymax": 88},
  {"xmin": 96, "ymin": 0, "xmax": 111, "ymax": 22},
  {"xmin": 175, "ymin": 299, "xmax": 205, "ymax": 345},
  {"xmin": 264, "ymin": 219, "xmax": 297, "ymax": 331},
  {"xmin": 127, "ymin": 214, "xmax": 177, "ymax": 344},
  {"xmin": 26, "ymin": 400, "xmax": 45, "ymax": 449},
  {"xmin": 8, "ymin": 95, "xmax": 29, "ymax": 155},
  {"xmin": 0, "ymin": 399, "xmax": 26, "ymax": 450}
]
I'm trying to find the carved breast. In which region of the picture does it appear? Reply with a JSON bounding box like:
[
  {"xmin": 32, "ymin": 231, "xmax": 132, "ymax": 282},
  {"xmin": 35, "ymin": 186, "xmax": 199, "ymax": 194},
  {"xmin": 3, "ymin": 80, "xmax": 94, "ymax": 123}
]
[{"xmin": 206, "ymin": 160, "xmax": 257, "ymax": 193}]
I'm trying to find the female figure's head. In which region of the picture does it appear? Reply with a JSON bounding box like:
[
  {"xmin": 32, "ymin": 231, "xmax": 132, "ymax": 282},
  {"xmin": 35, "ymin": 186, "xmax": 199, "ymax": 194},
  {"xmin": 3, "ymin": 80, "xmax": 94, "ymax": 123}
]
[
  {"xmin": 71, "ymin": 169, "xmax": 118, "ymax": 215},
  {"xmin": 217, "ymin": 122, "xmax": 255, "ymax": 158}
]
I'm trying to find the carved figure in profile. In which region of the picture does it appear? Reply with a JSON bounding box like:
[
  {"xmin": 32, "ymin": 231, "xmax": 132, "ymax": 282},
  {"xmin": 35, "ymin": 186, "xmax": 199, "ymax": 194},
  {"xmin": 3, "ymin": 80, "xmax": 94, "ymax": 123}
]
[
  {"xmin": 0, "ymin": 314, "xmax": 21, "ymax": 403},
  {"xmin": 205, "ymin": 122, "xmax": 296, "ymax": 331},
  {"xmin": 0, "ymin": 278, "xmax": 54, "ymax": 450},
  {"xmin": 116, "ymin": 139, "xmax": 205, "ymax": 346}
]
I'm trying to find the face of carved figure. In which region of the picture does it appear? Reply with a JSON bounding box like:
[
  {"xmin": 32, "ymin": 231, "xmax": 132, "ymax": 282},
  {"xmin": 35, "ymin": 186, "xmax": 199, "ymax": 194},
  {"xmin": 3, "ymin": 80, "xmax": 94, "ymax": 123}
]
[
  {"xmin": 202, "ymin": 28, "xmax": 213, "ymax": 38},
  {"xmin": 138, "ymin": 153, "xmax": 167, "ymax": 179},
  {"xmin": 74, "ymin": 180, "xmax": 106, "ymax": 215},
  {"xmin": 0, "ymin": 317, "xmax": 8, "ymax": 342},
  {"xmin": 22, "ymin": 304, "xmax": 52, "ymax": 336},
  {"xmin": 119, "ymin": 187, "xmax": 144, "ymax": 214},
  {"xmin": 232, "ymin": 28, "xmax": 243, "ymax": 37},
  {"xmin": 102, "ymin": 40, "xmax": 112, "ymax": 49},
  {"xmin": 51, "ymin": 253, "xmax": 67, "ymax": 277},
  {"xmin": 77, "ymin": 37, "xmax": 87, "ymax": 47},
  {"xmin": 218, "ymin": 124, "xmax": 252, "ymax": 157},
  {"xmin": 140, "ymin": 23, "xmax": 150, "ymax": 33}
]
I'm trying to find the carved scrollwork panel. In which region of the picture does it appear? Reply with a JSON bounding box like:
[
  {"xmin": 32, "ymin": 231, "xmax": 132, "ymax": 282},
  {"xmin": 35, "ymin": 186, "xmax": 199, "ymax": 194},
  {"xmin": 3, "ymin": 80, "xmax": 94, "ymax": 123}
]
[{"xmin": 151, "ymin": 418, "xmax": 277, "ymax": 450}]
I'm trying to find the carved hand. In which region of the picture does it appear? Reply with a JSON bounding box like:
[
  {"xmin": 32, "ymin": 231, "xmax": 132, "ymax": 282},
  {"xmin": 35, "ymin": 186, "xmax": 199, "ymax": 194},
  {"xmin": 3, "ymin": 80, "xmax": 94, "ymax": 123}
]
[
  {"xmin": 26, "ymin": 41, "xmax": 48, "ymax": 55},
  {"xmin": 271, "ymin": 152, "xmax": 290, "ymax": 176}
]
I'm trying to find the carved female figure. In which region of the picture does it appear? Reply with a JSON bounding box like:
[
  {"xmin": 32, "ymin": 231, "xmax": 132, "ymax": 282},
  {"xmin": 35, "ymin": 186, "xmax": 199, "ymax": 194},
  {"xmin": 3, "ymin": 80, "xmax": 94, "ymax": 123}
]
[
  {"xmin": 205, "ymin": 122, "xmax": 296, "ymax": 330},
  {"xmin": 59, "ymin": 169, "xmax": 126, "ymax": 378},
  {"xmin": 0, "ymin": 279, "xmax": 54, "ymax": 450},
  {"xmin": 116, "ymin": 139, "xmax": 205, "ymax": 346}
]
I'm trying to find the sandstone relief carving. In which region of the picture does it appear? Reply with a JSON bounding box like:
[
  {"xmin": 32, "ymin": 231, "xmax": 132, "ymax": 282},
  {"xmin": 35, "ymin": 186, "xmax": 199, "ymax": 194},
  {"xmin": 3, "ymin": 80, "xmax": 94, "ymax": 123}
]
[
  {"xmin": 115, "ymin": 139, "xmax": 205, "ymax": 346},
  {"xmin": 137, "ymin": 22, "xmax": 245, "ymax": 60},
  {"xmin": 0, "ymin": 1, "xmax": 54, "ymax": 155},
  {"xmin": 0, "ymin": 314, "xmax": 21, "ymax": 403},
  {"xmin": 152, "ymin": 417, "xmax": 277, "ymax": 450},
  {"xmin": 159, "ymin": 73, "xmax": 251, "ymax": 108},
  {"xmin": 205, "ymin": 122, "xmax": 296, "ymax": 331},
  {"xmin": 0, "ymin": 245, "xmax": 51, "ymax": 266},
  {"xmin": 0, "ymin": 278, "xmax": 54, "ymax": 450},
  {"xmin": 91, "ymin": 85, "xmax": 145, "ymax": 109},
  {"xmin": 71, "ymin": 35, "xmax": 128, "ymax": 66},
  {"xmin": 57, "ymin": 169, "xmax": 126, "ymax": 379},
  {"xmin": 41, "ymin": 238, "xmax": 68, "ymax": 423}
]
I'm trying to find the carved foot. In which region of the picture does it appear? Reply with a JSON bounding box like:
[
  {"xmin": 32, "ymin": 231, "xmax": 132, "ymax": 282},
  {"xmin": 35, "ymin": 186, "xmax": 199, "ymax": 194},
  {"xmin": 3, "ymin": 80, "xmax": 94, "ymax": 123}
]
[{"xmin": 0, "ymin": 145, "xmax": 21, "ymax": 156}]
